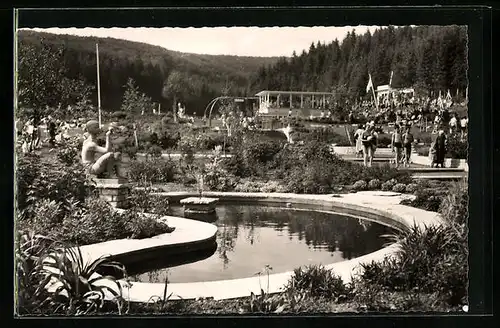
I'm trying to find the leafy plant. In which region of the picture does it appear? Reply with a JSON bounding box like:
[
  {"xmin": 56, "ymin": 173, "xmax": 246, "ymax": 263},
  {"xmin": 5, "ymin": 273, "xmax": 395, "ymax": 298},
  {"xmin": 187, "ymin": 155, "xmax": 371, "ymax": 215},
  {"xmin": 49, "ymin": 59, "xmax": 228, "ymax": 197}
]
[
  {"xmin": 239, "ymin": 289, "xmax": 288, "ymax": 314},
  {"xmin": 127, "ymin": 158, "xmax": 177, "ymax": 185},
  {"xmin": 357, "ymin": 222, "xmax": 467, "ymax": 307},
  {"xmin": 446, "ymin": 133, "xmax": 468, "ymax": 159},
  {"xmin": 392, "ymin": 183, "xmax": 407, "ymax": 193},
  {"xmin": 438, "ymin": 179, "xmax": 468, "ymax": 225},
  {"xmin": 400, "ymin": 188, "xmax": 447, "ymax": 211},
  {"xmin": 121, "ymin": 78, "xmax": 154, "ymax": 114},
  {"xmin": 129, "ymin": 188, "xmax": 171, "ymax": 216},
  {"xmin": 37, "ymin": 246, "xmax": 127, "ymax": 315},
  {"xmin": 285, "ymin": 265, "xmax": 352, "ymax": 301},
  {"xmin": 405, "ymin": 183, "xmax": 419, "ymax": 193},
  {"xmin": 368, "ymin": 179, "xmax": 382, "ymax": 190},
  {"xmin": 352, "ymin": 180, "xmax": 368, "ymax": 191},
  {"xmin": 56, "ymin": 137, "xmax": 81, "ymax": 166}
]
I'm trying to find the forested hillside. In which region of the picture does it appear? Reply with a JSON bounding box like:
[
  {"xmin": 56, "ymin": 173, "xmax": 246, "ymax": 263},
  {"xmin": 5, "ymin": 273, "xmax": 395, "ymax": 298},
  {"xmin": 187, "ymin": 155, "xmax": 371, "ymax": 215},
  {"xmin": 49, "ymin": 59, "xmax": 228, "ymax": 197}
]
[
  {"xmin": 249, "ymin": 25, "xmax": 468, "ymax": 100},
  {"xmin": 17, "ymin": 30, "xmax": 279, "ymax": 114},
  {"xmin": 17, "ymin": 26, "xmax": 467, "ymax": 118}
]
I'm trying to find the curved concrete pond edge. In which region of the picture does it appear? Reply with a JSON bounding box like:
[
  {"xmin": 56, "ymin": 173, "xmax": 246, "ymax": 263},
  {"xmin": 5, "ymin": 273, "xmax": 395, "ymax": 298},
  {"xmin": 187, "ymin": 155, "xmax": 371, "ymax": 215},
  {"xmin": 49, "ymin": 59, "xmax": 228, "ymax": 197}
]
[{"xmin": 64, "ymin": 191, "xmax": 444, "ymax": 303}]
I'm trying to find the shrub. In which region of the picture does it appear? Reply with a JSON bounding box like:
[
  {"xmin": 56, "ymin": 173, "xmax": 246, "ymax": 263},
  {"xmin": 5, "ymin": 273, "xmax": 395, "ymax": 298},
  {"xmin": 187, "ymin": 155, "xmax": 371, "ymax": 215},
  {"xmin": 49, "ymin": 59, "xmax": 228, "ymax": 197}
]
[
  {"xmin": 110, "ymin": 111, "xmax": 128, "ymax": 120},
  {"xmin": 446, "ymin": 133, "xmax": 468, "ymax": 159},
  {"xmin": 16, "ymin": 153, "xmax": 90, "ymax": 217},
  {"xmin": 392, "ymin": 183, "xmax": 407, "ymax": 193},
  {"xmin": 122, "ymin": 145, "xmax": 138, "ymax": 160},
  {"xmin": 56, "ymin": 138, "xmax": 80, "ymax": 166},
  {"xmin": 260, "ymin": 180, "xmax": 287, "ymax": 193},
  {"xmin": 405, "ymin": 183, "xmax": 419, "ymax": 193},
  {"xmin": 129, "ymin": 188, "xmax": 171, "ymax": 216},
  {"xmin": 146, "ymin": 145, "xmax": 163, "ymax": 158},
  {"xmin": 15, "ymin": 232, "xmax": 127, "ymax": 315},
  {"xmin": 201, "ymin": 146, "xmax": 239, "ymax": 192},
  {"xmin": 127, "ymin": 158, "xmax": 177, "ymax": 185},
  {"xmin": 351, "ymin": 279, "xmax": 449, "ymax": 312},
  {"xmin": 234, "ymin": 180, "xmax": 266, "ymax": 192},
  {"xmin": 361, "ymin": 165, "xmax": 412, "ymax": 185},
  {"xmin": 352, "ymin": 180, "xmax": 368, "ymax": 191},
  {"xmin": 356, "ymin": 222, "xmax": 467, "ymax": 307},
  {"xmin": 400, "ymin": 188, "xmax": 447, "ymax": 212},
  {"xmin": 226, "ymin": 134, "xmax": 284, "ymax": 178},
  {"xmin": 438, "ymin": 179, "xmax": 468, "ymax": 226},
  {"xmin": 17, "ymin": 194, "xmax": 175, "ymax": 248},
  {"xmin": 285, "ymin": 265, "xmax": 352, "ymax": 301},
  {"xmin": 381, "ymin": 181, "xmax": 393, "ymax": 191},
  {"xmin": 368, "ymin": 179, "xmax": 382, "ymax": 190}
]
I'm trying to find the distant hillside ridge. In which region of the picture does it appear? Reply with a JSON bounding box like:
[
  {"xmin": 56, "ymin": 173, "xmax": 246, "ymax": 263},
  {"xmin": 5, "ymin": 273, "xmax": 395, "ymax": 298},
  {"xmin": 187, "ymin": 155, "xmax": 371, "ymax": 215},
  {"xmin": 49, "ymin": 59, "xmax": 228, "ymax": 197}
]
[{"xmin": 17, "ymin": 30, "xmax": 280, "ymax": 113}]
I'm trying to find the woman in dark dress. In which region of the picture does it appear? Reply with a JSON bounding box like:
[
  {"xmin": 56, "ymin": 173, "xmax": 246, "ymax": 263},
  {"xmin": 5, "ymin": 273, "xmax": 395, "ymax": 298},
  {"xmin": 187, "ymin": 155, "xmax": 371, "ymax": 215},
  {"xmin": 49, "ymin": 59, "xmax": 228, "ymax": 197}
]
[{"xmin": 434, "ymin": 130, "xmax": 447, "ymax": 168}]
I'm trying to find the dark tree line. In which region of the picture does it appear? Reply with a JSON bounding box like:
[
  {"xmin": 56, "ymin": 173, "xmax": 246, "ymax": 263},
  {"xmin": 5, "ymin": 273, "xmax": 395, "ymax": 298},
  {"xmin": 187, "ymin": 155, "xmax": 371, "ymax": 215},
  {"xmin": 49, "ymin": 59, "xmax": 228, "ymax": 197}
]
[
  {"xmin": 249, "ymin": 25, "xmax": 468, "ymax": 100},
  {"xmin": 17, "ymin": 26, "xmax": 467, "ymax": 118}
]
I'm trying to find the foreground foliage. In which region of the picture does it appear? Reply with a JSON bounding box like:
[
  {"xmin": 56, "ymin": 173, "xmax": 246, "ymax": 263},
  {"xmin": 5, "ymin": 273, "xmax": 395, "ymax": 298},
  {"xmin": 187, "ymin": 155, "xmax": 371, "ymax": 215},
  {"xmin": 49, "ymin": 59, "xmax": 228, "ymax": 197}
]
[{"xmin": 15, "ymin": 233, "xmax": 127, "ymax": 316}]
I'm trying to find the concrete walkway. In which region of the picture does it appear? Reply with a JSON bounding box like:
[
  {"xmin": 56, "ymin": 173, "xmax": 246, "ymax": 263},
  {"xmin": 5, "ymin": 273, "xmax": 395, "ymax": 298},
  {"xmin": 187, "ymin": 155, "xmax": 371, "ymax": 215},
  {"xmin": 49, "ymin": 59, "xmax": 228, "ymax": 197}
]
[{"xmin": 58, "ymin": 191, "xmax": 443, "ymax": 303}]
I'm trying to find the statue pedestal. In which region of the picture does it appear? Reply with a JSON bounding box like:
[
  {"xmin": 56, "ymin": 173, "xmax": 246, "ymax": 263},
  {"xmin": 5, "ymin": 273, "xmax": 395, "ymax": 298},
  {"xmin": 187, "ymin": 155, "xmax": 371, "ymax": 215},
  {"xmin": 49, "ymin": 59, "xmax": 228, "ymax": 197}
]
[
  {"xmin": 94, "ymin": 178, "xmax": 130, "ymax": 209},
  {"xmin": 180, "ymin": 197, "xmax": 219, "ymax": 214}
]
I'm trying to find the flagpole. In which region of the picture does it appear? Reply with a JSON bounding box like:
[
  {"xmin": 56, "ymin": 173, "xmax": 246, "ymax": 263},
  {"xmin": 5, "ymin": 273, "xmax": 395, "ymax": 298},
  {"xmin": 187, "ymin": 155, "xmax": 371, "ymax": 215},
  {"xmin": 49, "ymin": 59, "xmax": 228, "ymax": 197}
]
[
  {"xmin": 370, "ymin": 74, "xmax": 379, "ymax": 111},
  {"xmin": 96, "ymin": 43, "xmax": 102, "ymax": 128}
]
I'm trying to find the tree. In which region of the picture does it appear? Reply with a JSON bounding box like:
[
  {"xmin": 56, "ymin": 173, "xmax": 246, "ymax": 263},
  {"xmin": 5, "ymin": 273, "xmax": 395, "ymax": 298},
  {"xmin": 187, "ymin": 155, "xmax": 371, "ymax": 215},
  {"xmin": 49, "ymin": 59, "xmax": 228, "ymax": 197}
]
[
  {"xmin": 121, "ymin": 78, "xmax": 153, "ymax": 114},
  {"xmin": 17, "ymin": 39, "xmax": 93, "ymax": 117},
  {"xmin": 162, "ymin": 71, "xmax": 193, "ymax": 123}
]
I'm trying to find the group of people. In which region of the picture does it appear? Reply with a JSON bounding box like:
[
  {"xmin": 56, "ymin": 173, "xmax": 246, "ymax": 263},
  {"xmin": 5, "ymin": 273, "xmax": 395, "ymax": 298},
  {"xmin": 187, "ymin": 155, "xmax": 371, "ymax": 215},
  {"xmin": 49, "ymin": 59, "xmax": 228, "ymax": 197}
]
[
  {"xmin": 16, "ymin": 115, "xmax": 88, "ymax": 153},
  {"xmin": 353, "ymin": 121, "xmax": 381, "ymax": 168},
  {"xmin": 389, "ymin": 124, "xmax": 415, "ymax": 168},
  {"xmin": 353, "ymin": 119, "xmax": 450, "ymax": 169}
]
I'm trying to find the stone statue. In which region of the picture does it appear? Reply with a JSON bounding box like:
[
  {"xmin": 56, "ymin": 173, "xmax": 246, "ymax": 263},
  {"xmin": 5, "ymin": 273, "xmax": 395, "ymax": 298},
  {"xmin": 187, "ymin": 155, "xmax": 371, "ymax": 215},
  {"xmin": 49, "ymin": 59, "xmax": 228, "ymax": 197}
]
[
  {"xmin": 81, "ymin": 120, "xmax": 124, "ymax": 178},
  {"xmin": 282, "ymin": 124, "xmax": 294, "ymax": 144}
]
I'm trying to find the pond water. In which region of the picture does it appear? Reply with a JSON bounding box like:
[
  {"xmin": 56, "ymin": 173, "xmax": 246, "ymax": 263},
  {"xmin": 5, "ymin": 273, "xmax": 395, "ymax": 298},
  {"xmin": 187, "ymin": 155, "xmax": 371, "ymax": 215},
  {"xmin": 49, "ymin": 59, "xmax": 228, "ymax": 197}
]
[{"xmin": 129, "ymin": 204, "xmax": 397, "ymax": 284}]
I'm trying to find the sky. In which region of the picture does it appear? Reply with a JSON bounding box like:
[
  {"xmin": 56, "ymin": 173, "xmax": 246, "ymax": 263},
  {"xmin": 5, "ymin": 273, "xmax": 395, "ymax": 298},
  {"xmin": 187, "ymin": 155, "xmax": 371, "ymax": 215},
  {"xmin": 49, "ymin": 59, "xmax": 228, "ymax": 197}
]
[{"xmin": 27, "ymin": 26, "xmax": 381, "ymax": 57}]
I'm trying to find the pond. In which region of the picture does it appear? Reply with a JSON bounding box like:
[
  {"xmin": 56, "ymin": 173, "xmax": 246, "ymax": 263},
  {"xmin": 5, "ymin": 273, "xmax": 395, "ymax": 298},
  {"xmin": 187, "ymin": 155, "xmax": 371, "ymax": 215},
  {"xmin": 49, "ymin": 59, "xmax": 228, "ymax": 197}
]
[{"xmin": 128, "ymin": 204, "xmax": 397, "ymax": 284}]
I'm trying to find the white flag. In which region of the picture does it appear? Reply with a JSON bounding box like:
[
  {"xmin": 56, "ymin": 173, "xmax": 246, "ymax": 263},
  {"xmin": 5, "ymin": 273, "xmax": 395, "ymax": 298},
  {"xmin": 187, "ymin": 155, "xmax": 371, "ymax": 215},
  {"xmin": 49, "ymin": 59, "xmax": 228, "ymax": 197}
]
[
  {"xmin": 446, "ymin": 89, "xmax": 452, "ymax": 101},
  {"xmin": 366, "ymin": 74, "xmax": 374, "ymax": 93},
  {"xmin": 389, "ymin": 71, "xmax": 394, "ymax": 87}
]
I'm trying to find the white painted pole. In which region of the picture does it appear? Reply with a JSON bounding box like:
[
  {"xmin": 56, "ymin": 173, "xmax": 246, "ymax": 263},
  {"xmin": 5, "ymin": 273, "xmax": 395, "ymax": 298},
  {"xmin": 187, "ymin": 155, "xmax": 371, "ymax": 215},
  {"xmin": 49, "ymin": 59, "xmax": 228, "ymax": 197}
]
[
  {"xmin": 96, "ymin": 43, "xmax": 102, "ymax": 128},
  {"xmin": 370, "ymin": 74, "xmax": 379, "ymax": 111},
  {"xmin": 158, "ymin": 103, "xmax": 161, "ymax": 115}
]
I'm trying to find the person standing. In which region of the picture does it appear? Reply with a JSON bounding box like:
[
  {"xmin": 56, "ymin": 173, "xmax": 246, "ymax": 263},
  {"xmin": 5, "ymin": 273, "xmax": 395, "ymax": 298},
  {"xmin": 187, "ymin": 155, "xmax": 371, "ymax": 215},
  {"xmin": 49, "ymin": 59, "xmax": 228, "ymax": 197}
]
[
  {"xmin": 449, "ymin": 114, "xmax": 458, "ymax": 134},
  {"xmin": 391, "ymin": 124, "xmax": 403, "ymax": 168},
  {"xmin": 402, "ymin": 125, "xmax": 414, "ymax": 167},
  {"xmin": 48, "ymin": 116, "xmax": 57, "ymax": 147},
  {"xmin": 429, "ymin": 140, "xmax": 437, "ymax": 168},
  {"xmin": 354, "ymin": 124, "xmax": 365, "ymax": 158},
  {"xmin": 361, "ymin": 122, "xmax": 378, "ymax": 167},
  {"xmin": 460, "ymin": 116, "xmax": 468, "ymax": 140},
  {"xmin": 434, "ymin": 130, "xmax": 447, "ymax": 168}
]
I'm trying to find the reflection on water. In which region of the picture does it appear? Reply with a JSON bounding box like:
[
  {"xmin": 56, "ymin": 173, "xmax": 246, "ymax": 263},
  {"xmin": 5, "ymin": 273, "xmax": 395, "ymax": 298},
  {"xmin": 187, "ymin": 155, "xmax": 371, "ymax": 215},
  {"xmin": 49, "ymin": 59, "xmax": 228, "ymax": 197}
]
[{"xmin": 130, "ymin": 205, "xmax": 396, "ymax": 283}]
